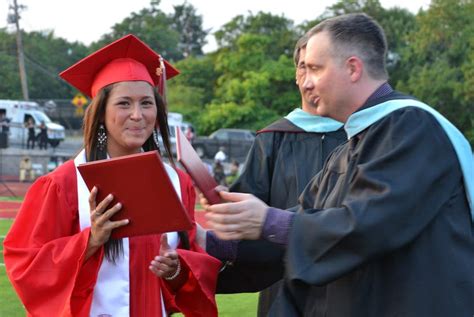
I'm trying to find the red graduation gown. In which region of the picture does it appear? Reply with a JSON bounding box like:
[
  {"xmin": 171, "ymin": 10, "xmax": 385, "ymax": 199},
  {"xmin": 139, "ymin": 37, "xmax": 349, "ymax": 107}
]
[{"xmin": 4, "ymin": 160, "xmax": 220, "ymax": 316}]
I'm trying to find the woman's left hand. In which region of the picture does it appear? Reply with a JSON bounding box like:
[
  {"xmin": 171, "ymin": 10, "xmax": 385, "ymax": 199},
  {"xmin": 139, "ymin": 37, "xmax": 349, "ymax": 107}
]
[{"xmin": 149, "ymin": 234, "xmax": 180, "ymax": 279}]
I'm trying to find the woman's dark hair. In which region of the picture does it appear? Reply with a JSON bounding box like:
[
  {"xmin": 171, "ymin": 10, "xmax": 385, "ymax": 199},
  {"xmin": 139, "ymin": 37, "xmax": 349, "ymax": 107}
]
[{"xmin": 82, "ymin": 83, "xmax": 189, "ymax": 263}]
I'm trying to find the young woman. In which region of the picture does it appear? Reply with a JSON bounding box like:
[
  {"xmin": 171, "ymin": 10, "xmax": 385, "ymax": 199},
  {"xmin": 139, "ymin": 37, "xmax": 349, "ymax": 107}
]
[{"xmin": 4, "ymin": 34, "xmax": 220, "ymax": 317}]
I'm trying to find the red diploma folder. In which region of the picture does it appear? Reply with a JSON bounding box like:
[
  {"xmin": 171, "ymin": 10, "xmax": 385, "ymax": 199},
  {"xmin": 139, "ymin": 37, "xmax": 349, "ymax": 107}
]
[
  {"xmin": 175, "ymin": 126, "xmax": 221, "ymax": 204},
  {"xmin": 77, "ymin": 151, "xmax": 192, "ymax": 238}
]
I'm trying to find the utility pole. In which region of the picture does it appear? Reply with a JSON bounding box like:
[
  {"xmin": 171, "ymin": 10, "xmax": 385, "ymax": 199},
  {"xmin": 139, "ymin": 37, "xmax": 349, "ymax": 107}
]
[{"xmin": 9, "ymin": 0, "xmax": 29, "ymax": 100}]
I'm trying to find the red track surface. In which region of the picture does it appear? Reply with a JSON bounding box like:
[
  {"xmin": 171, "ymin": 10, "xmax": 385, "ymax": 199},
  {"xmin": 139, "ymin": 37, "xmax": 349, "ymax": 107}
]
[{"xmin": 0, "ymin": 181, "xmax": 29, "ymax": 219}]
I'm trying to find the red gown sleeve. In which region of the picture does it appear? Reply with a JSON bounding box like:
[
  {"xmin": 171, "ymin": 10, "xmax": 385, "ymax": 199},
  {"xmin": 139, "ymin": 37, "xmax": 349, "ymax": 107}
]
[
  {"xmin": 3, "ymin": 162, "xmax": 103, "ymax": 316},
  {"xmin": 162, "ymin": 169, "xmax": 221, "ymax": 317}
]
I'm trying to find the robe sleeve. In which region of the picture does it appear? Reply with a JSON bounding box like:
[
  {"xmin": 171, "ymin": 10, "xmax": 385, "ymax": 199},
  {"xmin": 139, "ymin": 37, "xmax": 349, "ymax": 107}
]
[
  {"xmin": 286, "ymin": 108, "xmax": 464, "ymax": 285},
  {"xmin": 162, "ymin": 170, "xmax": 220, "ymax": 317},
  {"xmin": 3, "ymin": 169, "xmax": 103, "ymax": 316},
  {"xmin": 230, "ymin": 132, "xmax": 277, "ymax": 202},
  {"xmin": 216, "ymin": 133, "xmax": 289, "ymax": 293}
]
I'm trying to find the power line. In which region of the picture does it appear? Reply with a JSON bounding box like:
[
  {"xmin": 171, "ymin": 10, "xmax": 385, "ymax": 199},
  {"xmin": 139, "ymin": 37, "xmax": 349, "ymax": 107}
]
[{"xmin": 23, "ymin": 52, "xmax": 63, "ymax": 81}]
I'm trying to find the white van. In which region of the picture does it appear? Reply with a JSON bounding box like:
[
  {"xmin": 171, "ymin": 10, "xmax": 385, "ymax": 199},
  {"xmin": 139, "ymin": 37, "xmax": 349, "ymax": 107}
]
[
  {"xmin": 0, "ymin": 99, "xmax": 66, "ymax": 147},
  {"xmin": 157, "ymin": 112, "xmax": 183, "ymax": 156}
]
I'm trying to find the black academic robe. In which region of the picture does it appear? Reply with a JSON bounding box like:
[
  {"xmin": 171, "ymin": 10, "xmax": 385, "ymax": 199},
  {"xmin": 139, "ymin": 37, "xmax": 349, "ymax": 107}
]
[
  {"xmin": 216, "ymin": 118, "xmax": 346, "ymax": 312},
  {"xmin": 272, "ymin": 93, "xmax": 474, "ymax": 316}
]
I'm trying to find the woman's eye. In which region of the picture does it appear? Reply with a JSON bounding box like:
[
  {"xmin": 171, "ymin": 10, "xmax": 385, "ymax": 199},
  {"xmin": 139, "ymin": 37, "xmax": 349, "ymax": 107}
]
[
  {"xmin": 142, "ymin": 100, "xmax": 154, "ymax": 107},
  {"xmin": 117, "ymin": 101, "xmax": 130, "ymax": 107}
]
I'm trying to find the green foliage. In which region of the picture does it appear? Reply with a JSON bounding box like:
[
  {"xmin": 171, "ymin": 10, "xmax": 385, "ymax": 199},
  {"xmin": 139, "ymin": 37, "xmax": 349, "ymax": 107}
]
[
  {"xmin": 167, "ymin": 83, "xmax": 207, "ymax": 123},
  {"xmin": 0, "ymin": 29, "xmax": 21, "ymax": 99},
  {"xmin": 172, "ymin": 55, "xmax": 219, "ymax": 104},
  {"xmin": 93, "ymin": 0, "xmax": 207, "ymax": 61},
  {"xmin": 170, "ymin": 3, "xmax": 208, "ymax": 57},
  {"xmin": 214, "ymin": 12, "xmax": 298, "ymax": 58},
  {"xmin": 0, "ymin": 0, "xmax": 472, "ymax": 144},
  {"xmin": 205, "ymin": 12, "xmax": 301, "ymax": 130},
  {"xmin": 198, "ymin": 101, "xmax": 279, "ymax": 135},
  {"xmin": 397, "ymin": 0, "xmax": 474, "ymax": 144},
  {"xmin": 23, "ymin": 31, "xmax": 90, "ymax": 99},
  {"xmin": 93, "ymin": 6, "xmax": 180, "ymax": 60},
  {"xmin": 0, "ymin": 29, "xmax": 89, "ymax": 99}
]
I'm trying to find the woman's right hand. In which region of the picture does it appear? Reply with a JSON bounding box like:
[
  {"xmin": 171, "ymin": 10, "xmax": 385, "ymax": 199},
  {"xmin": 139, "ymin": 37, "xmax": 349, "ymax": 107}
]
[{"xmin": 85, "ymin": 186, "xmax": 129, "ymax": 259}]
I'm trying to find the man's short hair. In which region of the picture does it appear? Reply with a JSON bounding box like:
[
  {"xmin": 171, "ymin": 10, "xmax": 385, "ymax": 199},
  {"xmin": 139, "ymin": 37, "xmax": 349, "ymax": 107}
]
[
  {"xmin": 293, "ymin": 35, "xmax": 309, "ymax": 67},
  {"xmin": 306, "ymin": 13, "xmax": 388, "ymax": 80}
]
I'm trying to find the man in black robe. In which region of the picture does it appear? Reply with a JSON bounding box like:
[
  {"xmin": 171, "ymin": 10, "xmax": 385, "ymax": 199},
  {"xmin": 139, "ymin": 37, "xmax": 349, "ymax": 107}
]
[
  {"xmin": 204, "ymin": 36, "xmax": 345, "ymax": 316},
  {"xmin": 205, "ymin": 13, "xmax": 474, "ymax": 316}
]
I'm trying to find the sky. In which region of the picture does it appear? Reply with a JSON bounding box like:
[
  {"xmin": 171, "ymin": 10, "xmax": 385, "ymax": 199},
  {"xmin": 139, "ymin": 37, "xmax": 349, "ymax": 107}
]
[{"xmin": 0, "ymin": 0, "xmax": 431, "ymax": 52}]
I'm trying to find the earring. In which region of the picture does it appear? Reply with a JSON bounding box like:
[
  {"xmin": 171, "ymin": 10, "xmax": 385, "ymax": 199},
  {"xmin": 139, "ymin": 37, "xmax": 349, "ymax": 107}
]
[
  {"xmin": 153, "ymin": 128, "xmax": 161, "ymax": 149},
  {"xmin": 97, "ymin": 124, "xmax": 107, "ymax": 152},
  {"xmin": 153, "ymin": 128, "xmax": 162, "ymax": 153}
]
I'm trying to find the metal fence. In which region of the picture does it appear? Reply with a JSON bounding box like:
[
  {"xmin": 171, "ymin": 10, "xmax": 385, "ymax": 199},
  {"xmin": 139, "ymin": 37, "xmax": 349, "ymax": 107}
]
[{"xmin": 34, "ymin": 99, "xmax": 83, "ymax": 131}]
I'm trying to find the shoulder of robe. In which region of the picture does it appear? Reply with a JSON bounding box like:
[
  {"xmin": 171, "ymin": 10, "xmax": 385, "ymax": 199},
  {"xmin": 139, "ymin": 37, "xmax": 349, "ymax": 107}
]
[
  {"xmin": 34, "ymin": 160, "xmax": 78, "ymax": 210},
  {"xmin": 258, "ymin": 118, "xmax": 303, "ymax": 134}
]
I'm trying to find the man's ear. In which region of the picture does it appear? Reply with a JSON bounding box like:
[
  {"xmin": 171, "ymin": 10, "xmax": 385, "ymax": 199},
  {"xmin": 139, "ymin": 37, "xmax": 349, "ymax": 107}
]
[{"xmin": 346, "ymin": 56, "xmax": 363, "ymax": 82}]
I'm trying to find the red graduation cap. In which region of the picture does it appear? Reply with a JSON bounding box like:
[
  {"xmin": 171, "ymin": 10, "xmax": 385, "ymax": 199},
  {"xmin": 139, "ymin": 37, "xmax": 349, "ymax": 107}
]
[{"xmin": 59, "ymin": 34, "xmax": 179, "ymax": 98}]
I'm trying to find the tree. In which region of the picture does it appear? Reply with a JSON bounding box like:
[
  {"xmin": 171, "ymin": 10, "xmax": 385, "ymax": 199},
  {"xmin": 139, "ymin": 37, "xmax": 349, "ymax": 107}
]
[
  {"xmin": 165, "ymin": 54, "xmax": 220, "ymax": 130},
  {"xmin": 0, "ymin": 29, "xmax": 22, "ymax": 98},
  {"xmin": 172, "ymin": 54, "xmax": 218, "ymax": 105},
  {"xmin": 0, "ymin": 28, "xmax": 88, "ymax": 99},
  {"xmin": 169, "ymin": 2, "xmax": 208, "ymax": 57},
  {"xmin": 22, "ymin": 31, "xmax": 89, "ymax": 99},
  {"xmin": 214, "ymin": 12, "xmax": 298, "ymax": 58},
  {"xmin": 93, "ymin": 1, "xmax": 181, "ymax": 60},
  {"xmin": 398, "ymin": 0, "xmax": 474, "ymax": 144},
  {"xmin": 192, "ymin": 12, "xmax": 301, "ymax": 133},
  {"xmin": 197, "ymin": 101, "xmax": 280, "ymax": 135},
  {"xmin": 94, "ymin": 1, "xmax": 207, "ymax": 61}
]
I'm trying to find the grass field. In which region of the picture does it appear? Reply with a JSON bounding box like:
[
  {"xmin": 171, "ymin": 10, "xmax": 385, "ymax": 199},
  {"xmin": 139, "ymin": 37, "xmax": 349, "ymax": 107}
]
[
  {"xmin": 0, "ymin": 218, "xmax": 258, "ymax": 316},
  {"xmin": 1, "ymin": 219, "xmax": 25, "ymax": 316},
  {"xmin": 0, "ymin": 197, "xmax": 23, "ymax": 202}
]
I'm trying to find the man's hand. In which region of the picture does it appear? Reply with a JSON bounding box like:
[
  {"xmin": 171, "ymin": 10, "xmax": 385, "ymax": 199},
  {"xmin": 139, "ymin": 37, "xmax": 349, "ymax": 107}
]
[
  {"xmin": 198, "ymin": 185, "xmax": 228, "ymax": 209},
  {"xmin": 205, "ymin": 191, "xmax": 269, "ymax": 240}
]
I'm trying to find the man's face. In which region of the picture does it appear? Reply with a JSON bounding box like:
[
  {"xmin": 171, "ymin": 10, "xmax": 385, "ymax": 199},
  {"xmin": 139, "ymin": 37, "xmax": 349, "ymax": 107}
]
[
  {"xmin": 303, "ymin": 31, "xmax": 351, "ymax": 121},
  {"xmin": 296, "ymin": 48, "xmax": 318, "ymax": 115}
]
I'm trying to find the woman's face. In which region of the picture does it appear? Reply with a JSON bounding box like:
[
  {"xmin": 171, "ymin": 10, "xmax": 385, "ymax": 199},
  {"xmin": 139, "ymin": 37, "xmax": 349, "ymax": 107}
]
[{"xmin": 104, "ymin": 81, "xmax": 157, "ymax": 157}]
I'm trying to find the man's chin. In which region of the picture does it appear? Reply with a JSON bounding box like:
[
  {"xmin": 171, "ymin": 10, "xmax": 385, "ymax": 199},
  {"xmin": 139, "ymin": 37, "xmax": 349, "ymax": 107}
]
[{"xmin": 314, "ymin": 105, "xmax": 331, "ymax": 118}]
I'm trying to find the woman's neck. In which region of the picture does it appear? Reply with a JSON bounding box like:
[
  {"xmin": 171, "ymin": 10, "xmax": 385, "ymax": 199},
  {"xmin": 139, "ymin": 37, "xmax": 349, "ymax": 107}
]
[{"xmin": 107, "ymin": 147, "xmax": 142, "ymax": 158}]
